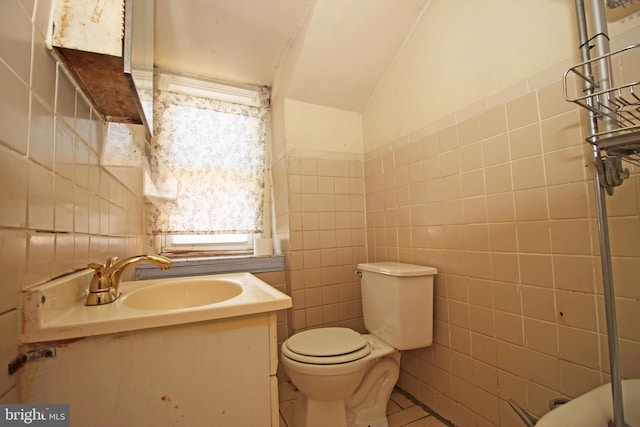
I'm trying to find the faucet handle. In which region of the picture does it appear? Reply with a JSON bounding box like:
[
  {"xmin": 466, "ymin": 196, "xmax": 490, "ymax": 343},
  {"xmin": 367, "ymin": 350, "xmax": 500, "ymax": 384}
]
[
  {"xmin": 87, "ymin": 262, "xmax": 109, "ymax": 294},
  {"xmin": 88, "ymin": 262, "xmax": 104, "ymax": 272}
]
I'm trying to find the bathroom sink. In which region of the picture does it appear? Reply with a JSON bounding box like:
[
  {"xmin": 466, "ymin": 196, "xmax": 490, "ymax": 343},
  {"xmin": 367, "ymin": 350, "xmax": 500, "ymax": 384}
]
[
  {"xmin": 122, "ymin": 278, "xmax": 243, "ymax": 310},
  {"xmin": 21, "ymin": 271, "xmax": 292, "ymax": 343}
]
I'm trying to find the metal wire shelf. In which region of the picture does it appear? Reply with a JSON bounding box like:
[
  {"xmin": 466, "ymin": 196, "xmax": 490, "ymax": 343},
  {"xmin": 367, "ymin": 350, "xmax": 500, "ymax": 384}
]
[{"xmin": 563, "ymin": 43, "xmax": 640, "ymax": 164}]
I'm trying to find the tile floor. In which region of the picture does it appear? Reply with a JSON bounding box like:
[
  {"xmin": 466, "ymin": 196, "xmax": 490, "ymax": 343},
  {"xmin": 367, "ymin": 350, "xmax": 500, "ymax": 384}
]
[{"xmin": 278, "ymin": 378, "xmax": 450, "ymax": 427}]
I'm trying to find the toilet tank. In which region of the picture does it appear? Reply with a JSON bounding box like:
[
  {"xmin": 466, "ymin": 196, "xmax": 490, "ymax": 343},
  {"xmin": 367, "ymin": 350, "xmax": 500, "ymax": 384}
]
[{"xmin": 357, "ymin": 262, "xmax": 437, "ymax": 350}]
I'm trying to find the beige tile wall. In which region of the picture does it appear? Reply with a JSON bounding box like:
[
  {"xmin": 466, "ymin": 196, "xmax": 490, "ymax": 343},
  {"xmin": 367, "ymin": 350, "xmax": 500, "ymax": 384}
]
[
  {"xmin": 0, "ymin": 0, "xmax": 143, "ymax": 402},
  {"xmin": 364, "ymin": 74, "xmax": 640, "ymax": 426},
  {"xmin": 281, "ymin": 155, "xmax": 368, "ymax": 334}
]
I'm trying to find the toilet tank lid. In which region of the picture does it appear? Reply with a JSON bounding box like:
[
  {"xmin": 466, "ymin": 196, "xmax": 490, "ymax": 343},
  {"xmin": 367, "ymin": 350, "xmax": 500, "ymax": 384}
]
[{"xmin": 357, "ymin": 262, "xmax": 437, "ymax": 277}]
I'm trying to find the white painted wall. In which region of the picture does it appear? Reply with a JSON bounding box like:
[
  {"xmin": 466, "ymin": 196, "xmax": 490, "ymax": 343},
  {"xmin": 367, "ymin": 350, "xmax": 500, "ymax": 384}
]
[
  {"xmin": 284, "ymin": 99, "xmax": 363, "ymax": 154},
  {"xmin": 362, "ymin": 0, "xmax": 640, "ymax": 150}
]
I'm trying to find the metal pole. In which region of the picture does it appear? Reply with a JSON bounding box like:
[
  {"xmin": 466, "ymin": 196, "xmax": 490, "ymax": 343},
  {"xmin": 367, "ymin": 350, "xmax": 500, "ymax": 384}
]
[
  {"xmin": 575, "ymin": 1, "xmax": 627, "ymax": 425},
  {"xmin": 594, "ymin": 156, "xmax": 627, "ymax": 427},
  {"xmin": 590, "ymin": 0, "xmax": 616, "ymax": 135}
]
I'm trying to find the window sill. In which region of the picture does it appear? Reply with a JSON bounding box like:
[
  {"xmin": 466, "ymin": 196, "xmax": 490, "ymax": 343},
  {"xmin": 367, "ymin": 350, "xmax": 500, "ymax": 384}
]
[{"xmin": 135, "ymin": 254, "xmax": 285, "ymax": 280}]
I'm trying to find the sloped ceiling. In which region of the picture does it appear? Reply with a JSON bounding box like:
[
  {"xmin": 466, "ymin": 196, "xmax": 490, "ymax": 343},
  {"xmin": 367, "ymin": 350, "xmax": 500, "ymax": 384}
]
[
  {"xmin": 283, "ymin": 0, "xmax": 429, "ymax": 111},
  {"xmin": 154, "ymin": 0, "xmax": 430, "ymax": 112}
]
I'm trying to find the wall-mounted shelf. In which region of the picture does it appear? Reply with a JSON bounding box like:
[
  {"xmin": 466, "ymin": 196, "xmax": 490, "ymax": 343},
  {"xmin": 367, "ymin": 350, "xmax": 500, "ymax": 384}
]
[
  {"xmin": 55, "ymin": 47, "xmax": 143, "ymax": 124},
  {"xmin": 48, "ymin": 0, "xmax": 153, "ymax": 132}
]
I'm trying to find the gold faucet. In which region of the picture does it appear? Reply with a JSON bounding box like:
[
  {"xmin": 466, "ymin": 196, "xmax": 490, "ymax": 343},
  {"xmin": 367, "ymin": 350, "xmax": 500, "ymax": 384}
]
[{"xmin": 85, "ymin": 255, "xmax": 173, "ymax": 305}]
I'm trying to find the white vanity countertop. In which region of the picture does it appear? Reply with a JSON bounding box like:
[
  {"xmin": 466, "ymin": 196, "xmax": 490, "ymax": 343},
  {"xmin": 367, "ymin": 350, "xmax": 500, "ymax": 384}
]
[{"xmin": 21, "ymin": 269, "xmax": 291, "ymax": 343}]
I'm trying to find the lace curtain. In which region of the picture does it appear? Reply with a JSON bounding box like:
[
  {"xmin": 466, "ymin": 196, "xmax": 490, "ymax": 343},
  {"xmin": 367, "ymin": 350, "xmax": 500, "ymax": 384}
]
[{"xmin": 146, "ymin": 88, "xmax": 268, "ymax": 235}]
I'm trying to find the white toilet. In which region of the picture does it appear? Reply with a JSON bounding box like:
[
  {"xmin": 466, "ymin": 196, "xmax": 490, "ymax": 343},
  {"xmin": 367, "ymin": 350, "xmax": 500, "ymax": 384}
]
[{"xmin": 280, "ymin": 262, "xmax": 437, "ymax": 427}]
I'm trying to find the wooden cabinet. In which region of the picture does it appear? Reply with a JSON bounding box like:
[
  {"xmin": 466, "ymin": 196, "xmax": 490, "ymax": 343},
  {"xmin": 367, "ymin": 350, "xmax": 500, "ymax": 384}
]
[{"xmin": 19, "ymin": 313, "xmax": 281, "ymax": 426}]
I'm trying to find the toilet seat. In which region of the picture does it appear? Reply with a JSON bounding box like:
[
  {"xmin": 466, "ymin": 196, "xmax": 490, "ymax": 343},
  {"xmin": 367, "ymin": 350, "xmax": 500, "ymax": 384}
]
[{"xmin": 282, "ymin": 327, "xmax": 371, "ymax": 365}]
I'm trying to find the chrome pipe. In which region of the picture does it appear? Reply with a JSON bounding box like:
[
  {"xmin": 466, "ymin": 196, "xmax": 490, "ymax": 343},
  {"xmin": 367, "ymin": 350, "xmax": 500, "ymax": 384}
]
[
  {"xmin": 591, "ymin": 0, "xmax": 617, "ymax": 134},
  {"xmin": 593, "ymin": 157, "xmax": 627, "ymax": 427},
  {"xmin": 507, "ymin": 399, "xmax": 538, "ymax": 427},
  {"xmin": 574, "ymin": 1, "xmax": 627, "ymax": 426},
  {"xmin": 588, "ymin": 1, "xmax": 627, "ymax": 424}
]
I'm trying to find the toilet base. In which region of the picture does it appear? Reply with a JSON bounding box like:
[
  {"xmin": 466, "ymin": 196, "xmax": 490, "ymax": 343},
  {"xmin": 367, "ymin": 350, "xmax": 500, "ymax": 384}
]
[
  {"xmin": 346, "ymin": 353, "xmax": 400, "ymax": 427},
  {"xmin": 294, "ymin": 393, "xmax": 349, "ymax": 427},
  {"xmin": 283, "ymin": 334, "xmax": 401, "ymax": 427},
  {"xmin": 291, "ymin": 353, "xmax": 401, "ymax": 427}
]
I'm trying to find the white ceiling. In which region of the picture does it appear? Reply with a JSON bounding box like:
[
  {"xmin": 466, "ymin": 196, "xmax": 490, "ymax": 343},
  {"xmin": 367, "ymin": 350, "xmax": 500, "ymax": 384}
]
[{"xmin": 154, "ymin": 0, "xmax": 430, "ymax": 112}]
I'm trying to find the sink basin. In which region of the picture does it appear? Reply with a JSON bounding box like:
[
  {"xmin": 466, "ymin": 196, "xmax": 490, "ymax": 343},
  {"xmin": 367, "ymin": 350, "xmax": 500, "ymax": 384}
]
[{"xmin": 122, "ymin": 278, "xmax": 243, "ymax": 310}]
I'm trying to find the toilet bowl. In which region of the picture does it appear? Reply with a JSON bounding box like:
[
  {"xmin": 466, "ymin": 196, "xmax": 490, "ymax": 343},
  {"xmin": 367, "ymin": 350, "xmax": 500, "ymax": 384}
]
[
  {"xmin": 281, "ymin": 328, "xmax": 399, "ymax": 427},
  {"xmin": 280, "ymin": 262, "xmax": 438, "ymax": 427}
]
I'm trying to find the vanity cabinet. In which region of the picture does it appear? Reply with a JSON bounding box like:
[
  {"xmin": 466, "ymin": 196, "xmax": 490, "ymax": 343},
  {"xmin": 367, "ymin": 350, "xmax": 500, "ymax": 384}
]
[
  {"xmin": 18, "ymin": 313, "xmax": 281, "ymax": 426},
  {"xmin": 49, "ymin": 0, "xmax": 154, "ymax": 133}
]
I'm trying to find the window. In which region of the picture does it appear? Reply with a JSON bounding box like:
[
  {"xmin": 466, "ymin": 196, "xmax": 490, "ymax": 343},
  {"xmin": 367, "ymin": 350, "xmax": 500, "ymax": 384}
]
[
  {"xmin": 164, "ymin": 233, "xmax": 255, "ymax": 254},
  {"xmin": 146, "ymin": 73, "xmax": 270, "ymax": 254}
]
